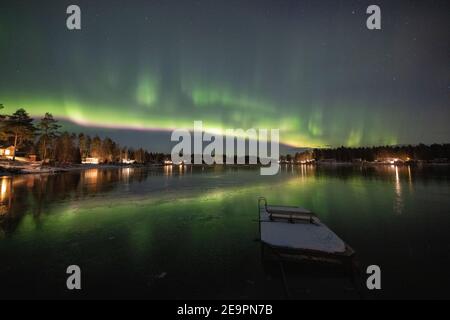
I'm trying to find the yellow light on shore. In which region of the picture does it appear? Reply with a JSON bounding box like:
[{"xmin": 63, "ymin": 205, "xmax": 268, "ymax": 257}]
[
  {"xmin": 1, "ymin": 178, "xmax": 9, "ymax": 202},
  {"xmin": 1, "ymin": 181, "xmax": 7, "ymax": 195}
]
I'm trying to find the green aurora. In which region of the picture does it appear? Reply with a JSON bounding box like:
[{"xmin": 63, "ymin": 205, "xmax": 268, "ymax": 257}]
[{"xmin": 1, "ymin": 0, "xmax": 449, "ymax": 149}]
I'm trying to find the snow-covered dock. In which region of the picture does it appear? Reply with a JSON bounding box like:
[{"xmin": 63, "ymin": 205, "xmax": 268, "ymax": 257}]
[{"xmin": 258, "ymin": 197, "xmax": 355, "ymax": 265}]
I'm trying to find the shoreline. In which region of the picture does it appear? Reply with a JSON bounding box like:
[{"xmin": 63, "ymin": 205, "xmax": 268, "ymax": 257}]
[
  {"xmin": 0, "ymin": 162, "xmax": 159, "ymax": 177},
  {"xmin": 1, "ymin": 161, "xmax": 449, "ymax": 177},
  {"xmin": 0, "ymin": 162, "xmax": 269, "ymax": 176}
]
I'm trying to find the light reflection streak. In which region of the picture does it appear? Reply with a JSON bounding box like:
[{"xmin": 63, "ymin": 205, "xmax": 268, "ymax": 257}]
[
  {"xmin": 164, "ymin": 165, "xmax": 173, "ymax": 176},
  {"xmin": 394, "ymin": 166, "xmax": 403, "ymax": 215},
  {"xmin": 0, "ymin": 177, "xmax": 12, "ymax": 216},
  {"xmin": 407, "ymin": 166, "xmax": 413, "ymax": 191}
]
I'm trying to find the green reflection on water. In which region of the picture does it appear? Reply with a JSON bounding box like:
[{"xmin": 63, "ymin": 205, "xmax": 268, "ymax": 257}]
[{"xmin": 1, "ymin": 165, "xmax": 450, "ymax": 298}]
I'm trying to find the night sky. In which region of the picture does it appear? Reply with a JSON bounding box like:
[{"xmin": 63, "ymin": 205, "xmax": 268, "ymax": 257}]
[{"xmin": 1, "ymin": 0, "xmax": 449, "ymax": 152}]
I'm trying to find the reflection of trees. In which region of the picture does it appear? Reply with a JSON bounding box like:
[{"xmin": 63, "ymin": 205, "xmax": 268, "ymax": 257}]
[
  {"xmin": 0, "ymin": 165, "xmax": 448, "ymax": 236},
  {"xmin": 0, "ymin": 176, "xmax": 30, "ymax": 236},
  {"xmin": 310, "ymin": 144, "xmax": 450, "ymax": 162},
  {"xmin": 308, "ymin": 165, "xmax": 450, "ymax": 184},
  {"xmin": 0, "ymin": 168, "xmax": 152, "ymax": 236}
]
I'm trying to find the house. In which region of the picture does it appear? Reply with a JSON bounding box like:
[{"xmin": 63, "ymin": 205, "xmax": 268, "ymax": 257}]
[
  {"xmin": 376, "ymin": 157, "xmax": 404, "ymax": 165},
  {"xmin": 0, "ymin": 146, "xmax": 15, "ymax": 158},
  {"xmin": 122, "ymin": 159, "xmax": 136, "ymax": 164},
  {"xmin": 82, "ymin": 157, "xmax": 100, "ymax": 164}
]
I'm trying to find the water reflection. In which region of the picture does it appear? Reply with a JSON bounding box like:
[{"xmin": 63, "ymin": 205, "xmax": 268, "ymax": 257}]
[
  {"xmin": 408, "ymin": 166, "xmax": 413, "ymax": 190},
  {"xmin": 0, "ymin": 168, "xmax": 156, "ymax": 236},
  {"xmin": 1, "ymin": 165, "xmax": 449, "ymax": 237},
  {"xmin": 164, "ymin": 165, "xmax": 172, "ymax": 176},
  {"xmin": 394, "ymin": 166, "xmax": 403, "ymax": 215},
  {"xmin": 1, "ymin": 165, "xmax": 450, "ymax": 299},
  {"xmin": 0, "ymin": 178, "xmax": 12, "ymax": 217}
]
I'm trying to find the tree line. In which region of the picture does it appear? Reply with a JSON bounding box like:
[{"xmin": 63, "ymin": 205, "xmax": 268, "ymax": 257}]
[
  {"xmin": 0, "ymin": 106, "xmax": 168, "ymax": 164},
  {"xmin": 2, "ymin": 105, "xmax": 448, "ymax": 165},
  {"xmin": 294, "ymin": 144, "xmax": 450, "ymax": 163}
]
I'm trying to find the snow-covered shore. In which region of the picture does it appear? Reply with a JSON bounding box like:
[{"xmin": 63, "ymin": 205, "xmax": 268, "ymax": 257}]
[{"xmin": 0, "ymin": 159, "xmax": 150, "ymax": 176}]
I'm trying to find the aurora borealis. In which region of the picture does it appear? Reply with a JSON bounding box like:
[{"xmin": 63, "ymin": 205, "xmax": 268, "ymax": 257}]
[{"xmin": 1, "ymin": 0, "xmax": 449, "ymax": 151}]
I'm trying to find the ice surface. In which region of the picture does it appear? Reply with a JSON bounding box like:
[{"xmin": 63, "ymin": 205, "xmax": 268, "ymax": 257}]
[{"xmin": 260, "ymin": 208, "xmax": 346, "ymax": 253}]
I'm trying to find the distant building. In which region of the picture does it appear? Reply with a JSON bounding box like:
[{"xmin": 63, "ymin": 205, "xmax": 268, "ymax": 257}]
[
  {"xmin": 0, "ymin": 146, "xmax": 15, "ymax": 158},
  {"xmin": 376, "ymin": 157, "xmax": 404, "ymax": 164},
  {"xmin": 298, "ymin": 159, "xmax": 315, "ymax": 165},
  {"xmin": 82, "ymin": 157, "xmax": 99, "ymax": 164}
]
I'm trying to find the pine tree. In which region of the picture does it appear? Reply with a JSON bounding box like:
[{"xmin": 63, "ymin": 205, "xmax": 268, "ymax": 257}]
[
  {"xmin": 78, "ymin": 133, "xmax": 90, "ymax": 160},
  {"xmin": 37, "ymin": 113, "xmax": 60, "ymax": 162},
  {"xmin": 90, "ymin": 136, "xmax": 102, "ymax": 161},
  {"xmin": 3, "ymin": 108, "xmax": 36, "ymax": 161}
]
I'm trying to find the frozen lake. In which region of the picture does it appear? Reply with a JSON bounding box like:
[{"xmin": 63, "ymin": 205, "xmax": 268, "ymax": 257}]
[{"xmin": 1, "ymin": 165, "xmax": 449, "ymax": 299}]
